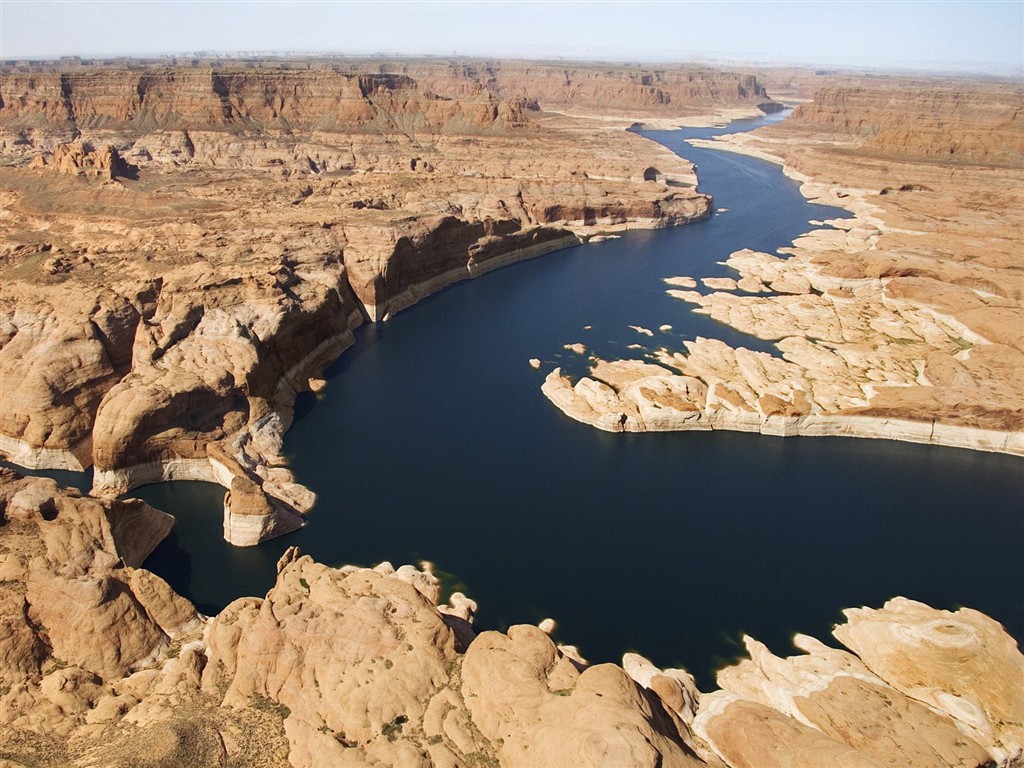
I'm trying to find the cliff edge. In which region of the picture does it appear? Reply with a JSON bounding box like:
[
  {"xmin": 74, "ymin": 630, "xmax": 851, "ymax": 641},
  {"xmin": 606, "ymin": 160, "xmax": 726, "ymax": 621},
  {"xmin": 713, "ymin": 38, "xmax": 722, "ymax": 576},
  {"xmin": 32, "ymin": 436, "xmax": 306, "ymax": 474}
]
[{"xmin": 0, "ymin": 60, "xmax": 736, "ymax": 543}]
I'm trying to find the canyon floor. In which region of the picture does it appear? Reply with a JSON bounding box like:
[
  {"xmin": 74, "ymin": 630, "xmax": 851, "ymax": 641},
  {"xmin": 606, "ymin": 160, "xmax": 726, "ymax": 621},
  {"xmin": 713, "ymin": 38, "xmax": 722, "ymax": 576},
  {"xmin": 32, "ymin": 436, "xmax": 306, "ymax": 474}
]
[{"xmin": 0, "ymin": 58, "xmax": 1022, "ymax": 767}]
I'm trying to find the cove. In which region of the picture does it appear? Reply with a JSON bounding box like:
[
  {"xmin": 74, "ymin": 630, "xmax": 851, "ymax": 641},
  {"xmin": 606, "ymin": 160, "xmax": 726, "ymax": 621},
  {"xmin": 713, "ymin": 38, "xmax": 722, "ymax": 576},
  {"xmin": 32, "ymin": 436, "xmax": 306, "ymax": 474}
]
[{"xmin": 127, "ymin": 114, "xmax": 1023, "ymax": 690}]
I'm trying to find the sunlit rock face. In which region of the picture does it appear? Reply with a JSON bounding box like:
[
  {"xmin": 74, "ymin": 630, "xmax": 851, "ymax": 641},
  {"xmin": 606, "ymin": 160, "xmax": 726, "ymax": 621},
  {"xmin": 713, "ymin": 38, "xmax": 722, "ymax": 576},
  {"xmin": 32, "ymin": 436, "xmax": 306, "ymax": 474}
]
[{"xmin": 1, "ymin": 59, "xmax": 749, "ymax": 542}]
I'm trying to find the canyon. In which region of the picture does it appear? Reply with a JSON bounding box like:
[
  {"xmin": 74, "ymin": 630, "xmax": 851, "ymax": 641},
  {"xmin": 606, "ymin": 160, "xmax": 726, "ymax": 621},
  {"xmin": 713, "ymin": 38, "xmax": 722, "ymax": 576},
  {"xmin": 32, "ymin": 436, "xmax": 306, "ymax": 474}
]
[
  {"xmin": 1, "ymin": 60, "xmax": 742, "ymax": 543},
  {"xmin": 1, "ymin": 58, "xmax": 1022, "ymax": 767}
]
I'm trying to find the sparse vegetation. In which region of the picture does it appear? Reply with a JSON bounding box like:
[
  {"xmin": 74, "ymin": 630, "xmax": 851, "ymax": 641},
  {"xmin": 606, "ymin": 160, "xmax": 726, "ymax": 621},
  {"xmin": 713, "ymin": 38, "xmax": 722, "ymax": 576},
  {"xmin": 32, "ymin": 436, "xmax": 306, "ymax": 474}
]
[
  {"xmin": 250, "ymin": 693, "xmax": 291, "ymax": 720},
  {"xmin": 335, "ymin": 732, "xmax": 358, "ymax": 749},
  {"xmin": 382, "ymin": 714, "xmax": 408, "ymax": 741}
]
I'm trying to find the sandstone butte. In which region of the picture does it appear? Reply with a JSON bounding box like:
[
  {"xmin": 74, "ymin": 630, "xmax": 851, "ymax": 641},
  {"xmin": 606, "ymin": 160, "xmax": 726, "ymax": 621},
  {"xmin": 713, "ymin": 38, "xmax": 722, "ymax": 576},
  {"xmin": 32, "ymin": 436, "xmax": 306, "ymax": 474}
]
[
  {"xmin": 1, "ymin": 58, "xmax": 1023, "ymax": 767},
  {"xmin": 0, "ymin": 58, "xmax": 777, "ymax": 545},
  {"xmin": 542, "ymin": 78, "xmax": 1024, "ymax": 455},
  {"xmin": 1, "ymin": 469, "xmax": 1022, "ymax": 767}
]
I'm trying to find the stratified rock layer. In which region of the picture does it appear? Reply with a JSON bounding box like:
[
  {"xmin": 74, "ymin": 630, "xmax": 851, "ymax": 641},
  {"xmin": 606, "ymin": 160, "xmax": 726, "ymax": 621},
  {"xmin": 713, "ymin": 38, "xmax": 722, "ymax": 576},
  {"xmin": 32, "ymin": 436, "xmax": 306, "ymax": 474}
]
[{"xmin": 0, "ymin": 472, "xmax": 1020, "ymax": 767}]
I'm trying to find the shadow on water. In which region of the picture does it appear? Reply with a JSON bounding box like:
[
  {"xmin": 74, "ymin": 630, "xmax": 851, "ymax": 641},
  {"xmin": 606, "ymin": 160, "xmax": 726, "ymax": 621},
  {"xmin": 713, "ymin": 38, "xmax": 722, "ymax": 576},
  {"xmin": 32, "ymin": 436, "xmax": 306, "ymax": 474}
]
[
  {"xmin": 143, "ymin": 529, "xmax": 200, "ymax": 608},
  {"xmin": 7, "ymin": 112, "xmax": 1022, "ymax": 692},
  {"xmin": 294, "ymin": 322, "xmax": 386, "ymax": 425}
]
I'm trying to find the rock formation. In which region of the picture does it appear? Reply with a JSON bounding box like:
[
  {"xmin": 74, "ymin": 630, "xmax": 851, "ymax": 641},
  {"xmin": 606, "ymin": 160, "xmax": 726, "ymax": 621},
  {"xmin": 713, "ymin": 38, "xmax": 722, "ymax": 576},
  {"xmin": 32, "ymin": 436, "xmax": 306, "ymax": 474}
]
[
  {"xmin": 0, "ymin": 471, "xmax": 1020, "ymax": 767},
  {"xmin": 781, "ymin": 83, "xmax": 1024, "ymax": 166},
  {"xmin": 1, "ymin": 59, "xmax": 730, "ymax": 543},
  {"xmin": 0, "ymin": 59, "xmax": 778, "ymax": 139},
  {"xmin": 2, "ymin": 56, "xmax": 1020, "ymax": 767},
  {"xmin": 543, "ymin": 80, "xmax": 1024, "ymax": 455},
  {"xmin": 30, "ymin": 141, "xmax": 137, "ymax": 179}
]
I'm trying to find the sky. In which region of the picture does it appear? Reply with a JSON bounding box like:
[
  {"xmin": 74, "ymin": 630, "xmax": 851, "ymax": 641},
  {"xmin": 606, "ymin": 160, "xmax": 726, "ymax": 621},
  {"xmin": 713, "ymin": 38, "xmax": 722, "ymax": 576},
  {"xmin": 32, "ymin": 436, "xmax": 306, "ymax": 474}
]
[{"xmin": 1, "ymin": 0, "xmax": 1021, "ymax": 75}]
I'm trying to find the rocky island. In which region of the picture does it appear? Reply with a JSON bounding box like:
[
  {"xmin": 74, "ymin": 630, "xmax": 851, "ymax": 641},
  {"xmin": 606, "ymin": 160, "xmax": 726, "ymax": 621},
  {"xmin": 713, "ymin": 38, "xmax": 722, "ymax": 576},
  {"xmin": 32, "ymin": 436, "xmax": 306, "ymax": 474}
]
[{"xmin": 1, "ymin": 58, "xmax": 1022, "ymax": 767}]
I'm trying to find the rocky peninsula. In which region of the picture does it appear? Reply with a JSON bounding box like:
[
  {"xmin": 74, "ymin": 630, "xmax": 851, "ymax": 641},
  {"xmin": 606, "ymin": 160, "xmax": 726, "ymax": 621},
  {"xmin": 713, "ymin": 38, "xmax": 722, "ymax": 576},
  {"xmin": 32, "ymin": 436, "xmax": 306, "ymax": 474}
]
[{"xmin": 543, "ymin": 79, "xmax": 1024, "ymax": 455}]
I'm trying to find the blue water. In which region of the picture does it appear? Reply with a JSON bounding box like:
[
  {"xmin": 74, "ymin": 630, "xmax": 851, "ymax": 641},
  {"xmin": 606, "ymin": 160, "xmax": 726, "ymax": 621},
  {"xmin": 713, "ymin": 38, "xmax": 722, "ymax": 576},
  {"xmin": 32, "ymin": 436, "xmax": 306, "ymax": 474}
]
[{"xmin": 18, "ymin": 114, "xmax": 1024, "ymax": 690}]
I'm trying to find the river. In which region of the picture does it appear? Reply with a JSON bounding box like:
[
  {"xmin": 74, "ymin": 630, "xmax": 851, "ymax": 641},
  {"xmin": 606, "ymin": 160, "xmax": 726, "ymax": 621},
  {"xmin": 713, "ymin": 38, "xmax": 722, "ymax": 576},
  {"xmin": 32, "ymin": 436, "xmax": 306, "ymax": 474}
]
[{"xmin": 15, "ymin": 113, "xmax": 1023, "ymax": 690}]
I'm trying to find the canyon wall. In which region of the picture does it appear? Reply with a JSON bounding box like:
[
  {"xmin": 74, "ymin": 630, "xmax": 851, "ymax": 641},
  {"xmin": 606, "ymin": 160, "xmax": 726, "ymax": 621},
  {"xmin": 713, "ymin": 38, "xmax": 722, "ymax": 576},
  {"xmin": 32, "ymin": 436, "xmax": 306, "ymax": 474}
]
[
  {"xmin": 784, "ymin": 82, "xmax": 1024, "ymax": 166},
  {"xmin": 0, "ymin": 59, "xmax": 778, "ymax": 132},
  {"xmin": 0, "ymin": 68, "xmax": 538, "ymax": 137},
  {"xmin": 1, "ymin": 64, "xmax": 1022, "ymax": 767},
  {"xmin": 343, "ymin": 59, "xmax": 777, "ymax": 116}
]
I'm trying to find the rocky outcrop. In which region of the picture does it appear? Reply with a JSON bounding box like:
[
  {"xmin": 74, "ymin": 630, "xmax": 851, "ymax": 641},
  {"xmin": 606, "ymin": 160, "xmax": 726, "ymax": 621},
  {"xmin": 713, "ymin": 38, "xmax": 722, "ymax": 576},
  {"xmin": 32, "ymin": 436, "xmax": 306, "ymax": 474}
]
[
  {"xmin": 543, "ymin": 79, "xmax": 1024, "ymax": 455},
  {"xmin": 29, "ymin": 141, "xmax": 137, "ymax": 179},
  {"xmin": 695, "ymin": 599, "xmax": 1024, "ymax": 767},
  {"xmin": 0, "ymin": 283, "xmax": 138, "ymax": 471},
  {"xmin": 0, "ymin": 200, "xmax": 366, "ymax": 543},
  {"xmin": 1, "ymin": 472, "xmax": 1020, "ymax": 767},
  {"xmin": 85, "ymin": 256, "xmax": 364, "ymax": 545},
  {"xmin": 541, "ymin": 245, "xmax": 1024, "ymax": 452},
  {"xmin": 834, "ymin": 599, "xmax": 1024, "ymax": 763},
  {"xmin": 0, "ymin": 470, "xmax": 179, "ymax": 687},
  {"xmin": 342, "ymin": 216, "xmax": 579, "ymax": 320}
]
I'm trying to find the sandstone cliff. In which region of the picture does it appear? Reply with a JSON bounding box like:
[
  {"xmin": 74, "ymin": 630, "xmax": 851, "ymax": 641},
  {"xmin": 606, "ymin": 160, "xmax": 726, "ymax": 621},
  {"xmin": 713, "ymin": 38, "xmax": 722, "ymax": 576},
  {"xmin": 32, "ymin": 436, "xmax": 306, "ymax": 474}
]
[
  {"xmin": 0, "ymin": 471, "xmax": 1020, "ymax": 767},
  {"xmin": 0, "ymin": 59, "xmax": 779, "ymax": 135},
  {"xmin": 1, "ymin": 59, "xmax": 728, "ymax": 543},
  {"xmin": 0, "ymin": 68, "xmax": 537, "ymax": 138},
  {"xmin": 783, "ymin": 82, "xmax": 1024, "ymax": 166},
  {"xmin": 542, "ymin": 79, "xmax": 1024, "ymax": 455},
  {"xmin": 344, "ymin": 59, "xmax": 778, "ymax": 117}
]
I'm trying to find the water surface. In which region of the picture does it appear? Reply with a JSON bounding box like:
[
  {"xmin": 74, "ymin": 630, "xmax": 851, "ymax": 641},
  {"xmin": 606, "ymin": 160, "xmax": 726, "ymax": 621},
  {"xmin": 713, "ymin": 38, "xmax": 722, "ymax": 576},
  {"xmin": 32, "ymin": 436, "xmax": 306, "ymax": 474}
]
[{"xmin": 115, "ymin": 115, "xmax": 1024, "ymax": 688}]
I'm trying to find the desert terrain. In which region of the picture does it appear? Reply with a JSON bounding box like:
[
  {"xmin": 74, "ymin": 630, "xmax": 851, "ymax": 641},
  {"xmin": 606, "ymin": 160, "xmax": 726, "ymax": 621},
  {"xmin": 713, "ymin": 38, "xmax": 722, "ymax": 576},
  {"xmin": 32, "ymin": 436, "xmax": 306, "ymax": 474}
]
[
  {"xmin": 1, "ymin": 59, "xmax": 740, "ymax": 542},
  {"xmin": 1, "ymin": 58, "xmax": 1022, "ymax": 767},
  {"xmin": 0, "ymin": 471, "xmax": 1021, "ymax": 767}
]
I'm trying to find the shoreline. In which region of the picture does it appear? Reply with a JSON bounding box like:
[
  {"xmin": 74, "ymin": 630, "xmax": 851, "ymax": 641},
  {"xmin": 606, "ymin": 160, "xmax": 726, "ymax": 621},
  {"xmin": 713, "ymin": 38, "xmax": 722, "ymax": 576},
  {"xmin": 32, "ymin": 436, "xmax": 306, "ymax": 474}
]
[
  {"xmin": 0, "ymin": 165, "xmax": 716, "ymax": 544},
  {"xmin": 2, "ymin": 72, "xmax": 1023, "ymax": 765},
  {"xmin": 368, "ymin": 231, "xmax": 583, "ymax": 321},
  {"xmin": 542, "ymin": 368, "xmax": 1024, "ymax": 456},
  {"xmin": 2, "ymin": 467, "xmax": 1022, "ymax": 767},
  {"xmin": 0, "ymin": 112, "xmax": 719, "ymax": 542}
]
